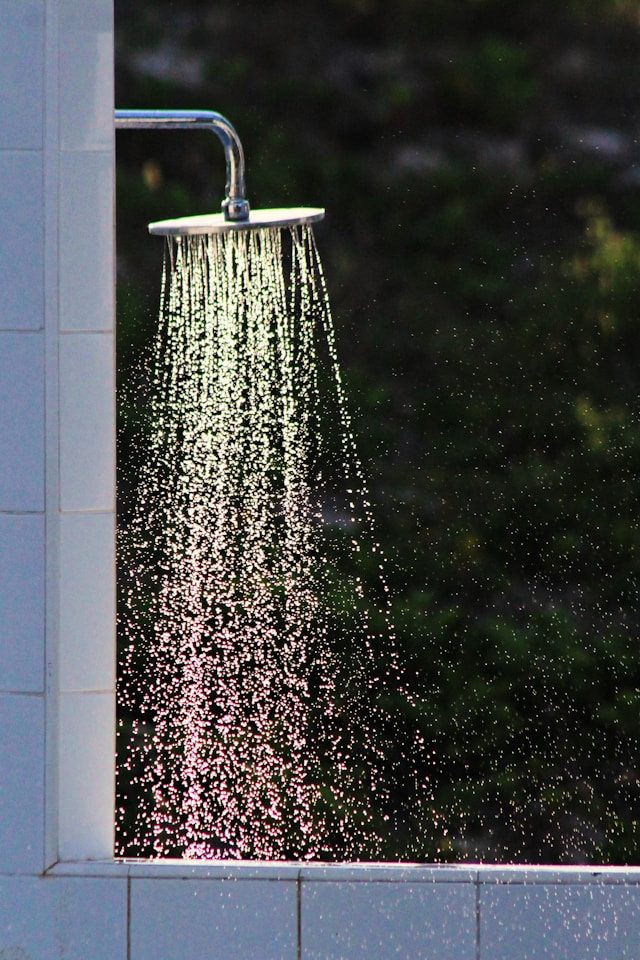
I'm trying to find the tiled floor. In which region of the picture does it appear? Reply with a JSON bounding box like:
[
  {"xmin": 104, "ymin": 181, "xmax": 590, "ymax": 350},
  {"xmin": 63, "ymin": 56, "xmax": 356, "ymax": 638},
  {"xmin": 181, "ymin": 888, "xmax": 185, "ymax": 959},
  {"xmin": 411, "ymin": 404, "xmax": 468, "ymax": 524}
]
[
  {"xmin": 301, "ymin": 878, "xmax": 476, "ymax": 960},
  {"xmin": 131, "ymin": 877, "xmax": 298, "ymax": 960},
  {"xmin": 2, "ymin": 865, "xmax": 640, "ymax": 959},
  {"xmin": 481, "ymin": 880, "xmax": 640, "ymax": 960},
  {"xmin": 0, "ymin": 875, "xmax": 127, "ymax": 960}
]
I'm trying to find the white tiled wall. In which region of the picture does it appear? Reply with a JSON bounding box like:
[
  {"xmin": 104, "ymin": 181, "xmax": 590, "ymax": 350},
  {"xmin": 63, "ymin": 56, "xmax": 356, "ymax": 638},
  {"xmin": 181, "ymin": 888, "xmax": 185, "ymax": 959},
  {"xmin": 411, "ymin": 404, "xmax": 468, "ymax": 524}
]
[
  {"xmin": 58, "ymin": 0, "xmax": 115, "ymax": 153},
  {"xmin": 45, "ymin": 864, "xmax": 640, "ymax": 959},
  {"xmin": 59, "ymin": 691, "xmax": 115, "ymax": 859},
  {"xmin": 60, "ymin": 512, "xmax": 115, "ymax": 692},
  {"xmin": 0, "ymin": 154, "xmax": 45, "ymax": 330},
  {"xmin": 0, "ymin": 0, "xmax": 115, "ymax": 880},
  {"xmin": 0, "ymin": 514, "xmax": 45, "ymax": 691},
  {"xmin": 480, "ymin": 875, "xmax": 640, "ymax": 960},
  {"xmin": 0, "ymin": 333, "xmax": 45, "ymax": 508},
  {"xmin": 131, "ymin": 879, "xmax": 298, "ymax": 960},
  {"xmin": 0, "ymin": 0, "xmax": 49, "ymax": 896},
  {"xmin": 4, "ymin": 860, "xmax": 640, "ymax": 959},
  {"xmin": 59, "ymin": 152, "xmax": 114, "ymax": 331},
  {"xmin": 55, "ymin": 0, "xmax": 116, "ymax": 858},
  {"xmin": 0, "ymin": 875, "xmax": 127, "ymax": 960},
  {"xmin": 0, "ymin": 695, "xmax": 45, "ymax": 874},
  {"xmin": 301, "ymin": 878, "xmax": 476, "ymax": 960},
  {"xmin": 59, "ymin": 332, "xmax": 115, "ymax": 511},
  {"xmin": 0, "ymin": 1, "xmax": 44, "ymax": 151}
]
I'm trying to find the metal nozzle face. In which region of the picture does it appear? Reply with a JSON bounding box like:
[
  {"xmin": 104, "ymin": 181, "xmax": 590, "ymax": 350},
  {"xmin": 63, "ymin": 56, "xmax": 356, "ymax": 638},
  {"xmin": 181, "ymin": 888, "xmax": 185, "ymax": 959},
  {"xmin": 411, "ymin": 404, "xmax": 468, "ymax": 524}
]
[{"xmin": 148, "ymin": 207, "xmax": 325, "ymax": 236}]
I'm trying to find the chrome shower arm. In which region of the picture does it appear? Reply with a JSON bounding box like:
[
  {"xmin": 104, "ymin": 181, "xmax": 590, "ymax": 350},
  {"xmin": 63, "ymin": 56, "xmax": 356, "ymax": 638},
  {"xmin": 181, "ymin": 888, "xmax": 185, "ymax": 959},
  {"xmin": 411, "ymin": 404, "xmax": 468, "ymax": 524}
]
[{"xmin": 114, "ymin": 109, "xmax": 250, "ymax": 222}]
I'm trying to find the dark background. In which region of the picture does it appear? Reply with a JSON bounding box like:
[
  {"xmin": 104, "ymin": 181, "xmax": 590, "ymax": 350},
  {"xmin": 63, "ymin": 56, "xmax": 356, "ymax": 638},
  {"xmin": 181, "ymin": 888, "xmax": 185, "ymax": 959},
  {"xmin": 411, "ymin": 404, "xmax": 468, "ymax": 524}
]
[{"xmin": 115, "ymin": 0, "xmax": 640, "ymax": 863}]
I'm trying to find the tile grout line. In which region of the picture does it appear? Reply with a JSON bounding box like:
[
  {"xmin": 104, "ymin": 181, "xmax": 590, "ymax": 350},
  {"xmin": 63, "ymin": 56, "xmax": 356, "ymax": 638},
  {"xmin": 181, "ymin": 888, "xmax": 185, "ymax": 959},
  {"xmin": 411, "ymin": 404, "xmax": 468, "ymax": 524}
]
[
  {"xmin": 43, "ymin": 0, "xmax": 61, "ymax": 875},
  {"xmin": 127, "ymin": 875, "xmax": 132, "ymax": 960},
  {"xmin": 0, "ymin": 691, "xmax": 45, "ymax": 698},
  {"xmin": 475, "ymin": 872, "xmax": 481, "ymax": 960},
  {"xmin": 297, "ymin": 872, "xmax": 302, "ymax": 960}
]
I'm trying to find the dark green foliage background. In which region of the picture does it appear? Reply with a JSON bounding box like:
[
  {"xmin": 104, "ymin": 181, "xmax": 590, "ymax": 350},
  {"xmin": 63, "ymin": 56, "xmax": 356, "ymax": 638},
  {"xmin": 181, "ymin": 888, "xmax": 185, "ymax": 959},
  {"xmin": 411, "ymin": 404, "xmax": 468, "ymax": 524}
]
[{"xmin": 115, "ymin": 0, "xmax": 640, "ymax": 863}]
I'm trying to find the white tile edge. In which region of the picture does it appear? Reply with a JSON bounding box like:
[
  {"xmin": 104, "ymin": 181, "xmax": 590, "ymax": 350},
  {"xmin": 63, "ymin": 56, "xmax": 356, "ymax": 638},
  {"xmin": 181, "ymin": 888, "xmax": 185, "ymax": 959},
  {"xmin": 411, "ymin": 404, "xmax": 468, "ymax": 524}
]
[
  {"xmin": 43, "ymin": 861, "xmax": 640, "ymax": 884},
  {"xmin": 298, "ymin": 865, "xmax": 477, "ymax": 882},
  {"xmin": 476, "ymin": 865, "xmax": 640, "ymax": 884},
  {"xmin": 47, "ymin": 859, "xmax": 301, "ymax": 880}
]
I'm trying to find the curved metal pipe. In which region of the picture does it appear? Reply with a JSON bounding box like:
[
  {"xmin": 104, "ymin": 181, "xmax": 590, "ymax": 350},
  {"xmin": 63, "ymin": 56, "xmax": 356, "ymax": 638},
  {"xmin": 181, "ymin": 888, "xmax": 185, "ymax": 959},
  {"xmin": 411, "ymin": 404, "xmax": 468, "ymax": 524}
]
[{"xmin": 114, "ymin": 109, "xmax": 250, "ymax": 221}]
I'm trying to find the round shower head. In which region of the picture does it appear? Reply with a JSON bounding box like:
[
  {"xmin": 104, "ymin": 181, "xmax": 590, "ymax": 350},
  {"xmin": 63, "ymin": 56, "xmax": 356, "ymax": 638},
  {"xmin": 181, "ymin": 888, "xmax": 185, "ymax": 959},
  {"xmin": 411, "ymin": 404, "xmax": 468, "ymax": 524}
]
[{"xmin": 148, "ymin": 207, "xmax": 325, "ymax": 236}]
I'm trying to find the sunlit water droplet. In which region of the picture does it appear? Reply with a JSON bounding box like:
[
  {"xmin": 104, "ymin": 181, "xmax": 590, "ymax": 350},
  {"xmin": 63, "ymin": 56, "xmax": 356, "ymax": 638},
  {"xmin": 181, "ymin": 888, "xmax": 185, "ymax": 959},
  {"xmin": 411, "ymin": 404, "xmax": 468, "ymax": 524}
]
[{"xmin": 117, "ymin": 225, "xmax": 431, "ymax": 860}]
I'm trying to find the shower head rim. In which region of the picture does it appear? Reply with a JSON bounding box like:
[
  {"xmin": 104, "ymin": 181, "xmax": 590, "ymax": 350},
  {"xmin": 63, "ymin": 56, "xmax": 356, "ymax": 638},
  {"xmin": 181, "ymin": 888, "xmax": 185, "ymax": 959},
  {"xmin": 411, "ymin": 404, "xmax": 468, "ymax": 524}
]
[{"xmin": 148, "ymin": 207, "xmax": 325, "ymax": 236}]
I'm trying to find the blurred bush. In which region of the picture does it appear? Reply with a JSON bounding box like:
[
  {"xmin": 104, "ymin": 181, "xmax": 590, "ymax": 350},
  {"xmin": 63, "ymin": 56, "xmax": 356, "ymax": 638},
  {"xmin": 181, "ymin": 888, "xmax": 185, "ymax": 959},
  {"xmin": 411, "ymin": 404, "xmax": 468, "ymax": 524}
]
[{"xmin": 115, "ymin": 0, "xmax": 640, "ymax": 863}]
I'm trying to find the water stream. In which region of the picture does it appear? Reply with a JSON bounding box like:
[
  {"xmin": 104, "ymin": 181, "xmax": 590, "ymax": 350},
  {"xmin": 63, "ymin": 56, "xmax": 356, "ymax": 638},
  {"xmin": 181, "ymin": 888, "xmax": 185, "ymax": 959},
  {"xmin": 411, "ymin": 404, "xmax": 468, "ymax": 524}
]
[{"xmin": 117, "ymin": 224, "xmax": 428, "ymax": 859}]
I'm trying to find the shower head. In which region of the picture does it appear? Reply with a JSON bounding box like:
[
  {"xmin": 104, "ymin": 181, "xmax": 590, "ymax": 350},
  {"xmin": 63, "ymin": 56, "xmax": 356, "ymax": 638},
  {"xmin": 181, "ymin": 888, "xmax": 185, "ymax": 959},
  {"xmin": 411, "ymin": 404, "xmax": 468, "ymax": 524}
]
[
  {"xmin": 115, "ymin": 109, "xmax": 325, "ymax": 235},
  {"xmin": 148, "ymin": 207, "xmax": 325, "ymax": 236},
  {"xmin": 115, "ymin": 109, "xmax": 250, "ymax": 222}
]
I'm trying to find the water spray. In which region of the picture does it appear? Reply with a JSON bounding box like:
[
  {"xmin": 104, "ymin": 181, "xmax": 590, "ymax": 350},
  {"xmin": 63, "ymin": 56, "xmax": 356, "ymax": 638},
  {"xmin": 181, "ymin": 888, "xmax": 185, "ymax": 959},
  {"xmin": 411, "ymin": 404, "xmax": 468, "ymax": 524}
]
[{"xmin": 115, "ymin": 107, "xmax": 426, "ymax": 860}]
